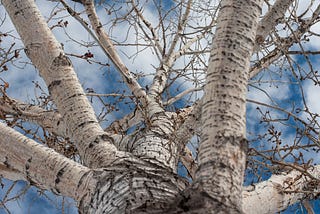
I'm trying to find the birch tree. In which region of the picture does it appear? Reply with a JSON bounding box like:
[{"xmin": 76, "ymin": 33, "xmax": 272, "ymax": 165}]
[{"xmin": 0, "ymin": 0, "xmax": 320, "ymax": 213}]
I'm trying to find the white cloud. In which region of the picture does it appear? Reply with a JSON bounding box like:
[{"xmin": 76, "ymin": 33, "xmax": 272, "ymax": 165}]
[
  {"xmin": 303, "ymin": 79, "xmax": 320, "ymax": 115},
  {"xmin": 247, "ymin": 80, "xmax": 290, "ymax": 105}
]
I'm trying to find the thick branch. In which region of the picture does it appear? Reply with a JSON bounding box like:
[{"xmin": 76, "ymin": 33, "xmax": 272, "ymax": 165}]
[
  {"xmin": 0, "ymin": 94, "xmax": 130, "ymax": 145},
  {"xmin": 0, "ymin": 122, "xmax": 95, "ymax": 204},
  {"xmin": 243, "ymin": 165, "xmax": 320, "ymax": 214},
  {"xmin": 175, "ymin": 50, "xmax": 276, "ymax": 176},
  {"xmin": 255, "ymin": 0, "xmax": 294, "ymax": 46},
  {"xmin": 174, "ymin": 103, "xmax": 200, "ymax": 177},
  {"xmin": 2, "ymin": 0, "xmax": 120, "ymax": 168},
  {"xmin": 197, "ymin": 0, "xmax": 263, "ymax": 212},
  {"xmin": 105, "ymin": 108, "xmax": 143, "ymax": 134},
  {"xmin": 0, "ymin": 163, "xmax": 26, "ymax": 182}
]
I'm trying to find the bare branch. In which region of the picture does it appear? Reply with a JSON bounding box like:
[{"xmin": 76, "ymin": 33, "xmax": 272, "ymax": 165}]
[
  {"xmin": 70, "ymin": 0, "xmax": 149, "ymax": 107},
  {"xmin": 250, "ymin": 3, "xmax": 320, "ymax": 78},
  {"xmin": 0, "ymin": 96, "xmax": 67, "ymax": 137},
  {"xmin": 165, "ymin": 87, "xmax": 202, "ymax": 106},
  {"xmin": 106, "ymin": 108, "xmax": 143, "ymax": 134},
  {"xmin": 130, "ymin": 0, "xmax": 164, "ymax": 57},
  {"xmin": 149, "ymin": 0, "xmax": 193, "ymax": 98},
  {"xmin": 243, "ymin": 165, "xmax": 320, "ymax": 214},
  {"xmin": 0, "ymin": 122, "xmax": 95, "ymax": 204},
  {"xmin": 255, "ymin": 0, "xmax": 294, "ymax": 46},
  {"xmin": 2, "ymin": 0, "xmax": 120, "ymax": 168}
]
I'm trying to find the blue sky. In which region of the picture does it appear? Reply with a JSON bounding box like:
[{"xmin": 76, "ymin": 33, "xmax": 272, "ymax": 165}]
[{"xmin": 1, "ymin": 0, "xmax": 320, "ymax": 213}]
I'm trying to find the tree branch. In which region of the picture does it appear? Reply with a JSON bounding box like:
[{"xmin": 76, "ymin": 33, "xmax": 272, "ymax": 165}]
[
  {"xmin": 243, "ymin": 165, "xmax": 320, "ymax": 214},
  {"xmin": 250, "ymin": 3, "xmax": 320, "ymax": 78},
  {"xmin": 165, "ymin": 87, "xmax": 202, "ymax": 106},
  {"xmin": 255, "ymin": 0, "xmax": 294, "ymax": 46},
  {"xmin": 69, "ymin": 0, "xmax": 149, "ymax": 107},
  {"xmin": 105, "ymin": 108, "xmax": 143, "ymax": 134},
  {"xmin": 149, "ymin": 0, "xmax": 193, "ymax": 98},
  {"xmin": 0, "ymin": 122, "xmax": 95, "ymax": 204},
  {"xmin": 2, "ymin": 0, "xmax": 120, "ymax": 168},
  {"xmin": 0, "ymin": 96, "xmax": 67, "ymax": 137},
  {"xmin": 130, "ymin": 0, "xmax": 164, "ymax": 58},
  {"xmin": 0, "ymin": 163, "xmax": 26, "ymax": 182}
]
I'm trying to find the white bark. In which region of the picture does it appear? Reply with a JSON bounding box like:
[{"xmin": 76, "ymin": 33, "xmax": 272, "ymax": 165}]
[
  {"xmin": 76, "ymin": 0, "xmax": 179, "ymax": 170},
  {"xmin": 149, "ymin": 0, "xmax": 193, "ymax": 99},
  {"xmin": 106, "ymin": 108, "xmax": 143, "ymax": 134},
  {"xmin": 255, "ymin": 0, "xmax": 294, "ymax": 45},
  {"xmin": 0, "ymin": 163, "xmax": 26, "ymax": 182},
  {"xmin": 2, "ymin": 116, "xmax": 319, "ymax": 214},
  {"xmin": 0, "ymin": 123, "xmax": 95, "ymax": 203},
  {"xmin": 243, "ymin": 166, "xmax": 320, "ymax": 214},
  {"xmin": 197, "ymin": 0, "xmax": 263, "ymax": 212},
  {"xmin": 0, "ymin": 122, "xmax": 186, "ymax": 213},
  {"xmin": 2, "ymin": 0, "xmax": 121, "ymax": 168},
  {"xmin": 77, "ymin": 0, "xmax": 148, "ymax": 106},
  {"xmin": 0, "ymin": 96, "xmax": 126, "ymax": 156},
  {"xmin": 81, "ymin": 159, "xmax": 187, "ymax": 213}
]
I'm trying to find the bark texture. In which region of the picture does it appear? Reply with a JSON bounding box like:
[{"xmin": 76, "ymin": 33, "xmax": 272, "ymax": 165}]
[
  {"xmin": 2, "ymin": 0, "xmax": 120, "ymax": 168},
  {"xmin": 195, "ymin": 1, "xmax": 263, "ymax": 213},
  {"xmin": 243, "ymin": 166, "xmax": 320, "ymax": 214},
  {"xmin": 0, "ymin": 123, "xmax": 95, "ymax": 203},
  {"xmin": 255, "ymin": 0, "xmax": 294, "ymax": 45}
]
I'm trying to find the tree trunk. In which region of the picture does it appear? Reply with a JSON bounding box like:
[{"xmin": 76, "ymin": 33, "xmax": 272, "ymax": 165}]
[{"xmin": 192, "ymin": 1, "xmax": 263, "ymax": 213}]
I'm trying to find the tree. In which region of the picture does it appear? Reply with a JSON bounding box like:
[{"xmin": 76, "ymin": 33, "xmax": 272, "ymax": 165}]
[{"xmin": 0, "ymin": 0, "xmax": 320, "ymax": 213}]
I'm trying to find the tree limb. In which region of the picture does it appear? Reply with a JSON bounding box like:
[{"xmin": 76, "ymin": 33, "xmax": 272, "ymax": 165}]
[
  {"xmin": 255, "ymin": 0, "xmax": 294, "ymax": 47},
  {"xmin": 0, "ymin": 96, "xmax": 67, "ymax": 137},
  {"xmin": 243, "ymin": 165, "xmax": 320, "ymax": 214},
  {"xmin": 0, "ymin": 122, "xmax": 95, "ymax": 204},
  {"xmin": 250, "ymin": 2, "xmax": 320, "ymax": 78},
  {"xmin": 2, "ymin": 0, "xmax": 120, "ymax": 168},
  {"xmin": 70, "ymin": 0, "xmax": 149, "ymax": 107}
]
